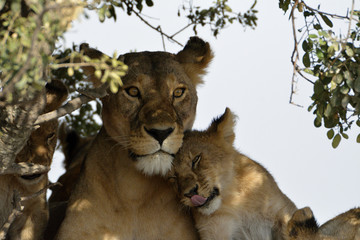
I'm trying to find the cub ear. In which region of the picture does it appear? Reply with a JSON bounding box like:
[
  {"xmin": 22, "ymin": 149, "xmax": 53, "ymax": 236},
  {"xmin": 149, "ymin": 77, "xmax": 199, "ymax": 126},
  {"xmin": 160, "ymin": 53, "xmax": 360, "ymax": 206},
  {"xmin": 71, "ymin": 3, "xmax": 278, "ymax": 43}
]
[
  {"xmin": 44, "ymin": 80, "xmax": 68, "ymax": 113},
  {"xmin": 287, "ymin": 207, "xmax": 319, "ymax": 238},
  {"xmin": 176, "ymin": 36, "xmax": 213, "ymax": 86},
  {"xmin": 207, "ymin": 108, "xmax": 236, "ymax": 145},
  {"xmin": 79, "ymin": 43, "xmax": 109, "ymax": 87}
]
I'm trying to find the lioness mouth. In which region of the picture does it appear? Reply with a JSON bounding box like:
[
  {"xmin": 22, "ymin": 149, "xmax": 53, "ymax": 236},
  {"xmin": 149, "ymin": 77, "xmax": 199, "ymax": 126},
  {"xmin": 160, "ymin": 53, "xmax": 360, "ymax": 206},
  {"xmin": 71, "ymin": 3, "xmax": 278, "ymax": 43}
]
[
  {"xmin": 129, "ymin": 150, "xmax": 175, "ymax": 161},
  {"xmin": 190, "ymin": 187, "xmax": 220, "ymax": 208}
]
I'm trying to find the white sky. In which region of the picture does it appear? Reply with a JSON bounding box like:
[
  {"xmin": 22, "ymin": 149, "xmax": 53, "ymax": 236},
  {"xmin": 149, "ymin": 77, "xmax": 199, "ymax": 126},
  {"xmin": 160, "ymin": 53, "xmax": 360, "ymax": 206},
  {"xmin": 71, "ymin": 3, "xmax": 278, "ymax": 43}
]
[{"xmin": 49, "ymin": 0, "xmax": 360, "ymax": 225}]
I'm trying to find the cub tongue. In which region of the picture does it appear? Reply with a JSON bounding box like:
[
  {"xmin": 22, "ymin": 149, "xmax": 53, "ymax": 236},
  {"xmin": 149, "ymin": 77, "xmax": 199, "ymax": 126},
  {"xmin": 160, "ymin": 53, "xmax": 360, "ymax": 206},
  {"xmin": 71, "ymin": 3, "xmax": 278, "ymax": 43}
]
[{"xmin": 191, "ymin": 195, "xmax": 207, "ymax": 207}]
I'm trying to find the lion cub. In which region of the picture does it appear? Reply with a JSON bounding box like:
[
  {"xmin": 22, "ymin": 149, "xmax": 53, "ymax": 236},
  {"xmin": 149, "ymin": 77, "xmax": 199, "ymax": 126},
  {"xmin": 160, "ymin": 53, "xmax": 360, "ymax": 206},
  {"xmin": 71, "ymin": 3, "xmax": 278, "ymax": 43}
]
[
  {"xmin": 169, "ymin": 108, "xmax": 297, "ymax": 240},
  {"xmin": 287, "ymin": 206, "xmax": 360, "ymax": 240}
]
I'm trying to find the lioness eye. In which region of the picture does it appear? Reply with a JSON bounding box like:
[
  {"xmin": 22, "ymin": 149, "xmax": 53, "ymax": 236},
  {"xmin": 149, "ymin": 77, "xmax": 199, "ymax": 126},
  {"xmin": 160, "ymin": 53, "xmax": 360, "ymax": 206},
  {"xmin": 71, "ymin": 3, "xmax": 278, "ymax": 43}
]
[
  {"xmin": 125, "ymin": 87, "xmax": 140, "ymax": 98},
  {"xmin": 173, "ymin": 88, "xmax": 185, "ymax": 98},
  {"xmin": 192, "ymin": 154, "xmax": 202, "ymax": 170}
]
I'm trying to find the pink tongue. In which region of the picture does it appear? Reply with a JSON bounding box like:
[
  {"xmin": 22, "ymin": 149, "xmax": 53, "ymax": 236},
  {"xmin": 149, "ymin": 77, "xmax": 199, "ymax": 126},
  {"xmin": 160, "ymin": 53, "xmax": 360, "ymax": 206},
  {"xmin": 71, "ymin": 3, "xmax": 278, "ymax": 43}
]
[{"xmin": 191, "ymin": 195, "xmax": 207, "ymax": 207}]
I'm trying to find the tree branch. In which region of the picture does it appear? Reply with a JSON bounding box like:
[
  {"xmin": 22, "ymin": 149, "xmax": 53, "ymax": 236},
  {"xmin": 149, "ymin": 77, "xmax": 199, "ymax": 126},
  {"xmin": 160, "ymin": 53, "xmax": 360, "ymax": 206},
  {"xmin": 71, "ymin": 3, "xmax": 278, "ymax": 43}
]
[
  {"xmin": 34, "ymin": 83, "xmax": 109, "ymax": 125},
  {"xmin": 0, "ymin": 162, "xmax": 50, "ymax": 176}
]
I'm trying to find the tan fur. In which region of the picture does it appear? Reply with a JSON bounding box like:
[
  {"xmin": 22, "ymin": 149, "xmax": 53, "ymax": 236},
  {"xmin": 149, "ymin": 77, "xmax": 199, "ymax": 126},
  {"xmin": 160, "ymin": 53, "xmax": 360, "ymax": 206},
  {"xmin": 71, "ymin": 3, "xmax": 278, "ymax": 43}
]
[
  {"xmin": 0, "ymin": 80, "xmax": 67, "ymax": 240},
  {"xmin": 287, "ymin": 207, "xmax": 360, "ymax": 240},
  {"xmin": 169, "ymin": 108, "xmax": 297, "ymax": 240},
  {"xmin": 55, "ymin": 37, "xmax": 213, "ymax": 240},
  {"xmin": 45, "ymin": 128, "xmax": 93, "ymax": 240}
]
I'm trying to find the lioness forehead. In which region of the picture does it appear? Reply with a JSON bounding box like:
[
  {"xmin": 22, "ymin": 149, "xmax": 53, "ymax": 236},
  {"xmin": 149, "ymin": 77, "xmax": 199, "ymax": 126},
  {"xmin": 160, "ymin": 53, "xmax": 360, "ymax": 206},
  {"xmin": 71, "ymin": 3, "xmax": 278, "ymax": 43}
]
[{"xmin": 122, "ymin": 51, "xmax": 188, "ymax": 82}]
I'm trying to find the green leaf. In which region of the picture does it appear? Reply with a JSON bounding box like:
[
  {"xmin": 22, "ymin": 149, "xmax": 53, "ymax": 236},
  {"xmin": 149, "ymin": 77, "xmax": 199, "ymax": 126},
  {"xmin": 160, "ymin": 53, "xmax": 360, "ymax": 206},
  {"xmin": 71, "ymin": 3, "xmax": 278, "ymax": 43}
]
[
  {"xmin": 314, "ymin": 116, "xmax": 322, "ymax": 128},
  {"xmin": 67, "ymin": 67, "xmax": 74, "ymax": 77},
  {"xmin": 309, "ymin": 34, "xmax": 318, "ymax": 39},
  {"xmin": 327, "ymin": 129, "xmax": 334, "ymax": 139},
  {"xmin": 341, "ymin": 132, "xmax": 349, "ymax": 139},
  {"xmin": 303, "ymin": 52, "xmax": 310, "ymax": 67},
  {"xmin": 340, "ymin": 85, "xmax": 349, "ymax": 95},
  {"xmin": 356, "ymin": 120, "xmax": 360, "ymax": 127},
  {"xmin": 357, "ymin": 134, "xmax": 360, "ymax": 143},
  {"xmin": 316, "ymin": 49, "xmax": 324, "ymax": 60},
  {"xmin": 354, "ymin": 76, "xmax": 360, "ymax": 92},
  {"xmin": 332, "ymin": 134, "xmax": 341, "ymax": 148},
  {"xmin": 344, "ymin": 70, "xmax": 352, "ymax": 81},
  {"xmin": 314, "ymin": 81, "xmax": 324, "ymax": 95},
  {"xmin": 145, "ymin": 0, "xmax": 154, "ymax": 7},
  {"xmin": 345, "ymin": 46, "xmax": 354, "ymax": 57},
  {"xmin": 333, "ymin": 74, "xmax": 343, "ymax": 84},
  {"xmin": 319, "ymin": 13, "xmax": 333, "ymax": 28},
  {"xmin": 95, "ymin": 70, "xmax": 102, "ymax": 79},
  {"xmin": 314, "ymin": 24, "xmax": 322, "ymax": 30},
  {"xmin": 302, "ymin": 40, "xmax": 309, "ymax": 51},
  {"xmin": 324, "ymin": 104, "xmax": 332, "ymax": 118},
  {"xmin": 341, "ymin": 95, "xmax": 349, "ymax": 108}
]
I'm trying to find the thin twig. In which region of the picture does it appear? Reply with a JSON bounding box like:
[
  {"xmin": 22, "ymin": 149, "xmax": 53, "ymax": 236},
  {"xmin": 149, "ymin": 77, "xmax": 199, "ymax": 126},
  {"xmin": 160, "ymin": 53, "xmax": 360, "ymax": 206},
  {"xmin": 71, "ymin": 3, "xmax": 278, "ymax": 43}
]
[
  {"xmin": 301, "ymin": 1, "xmax": 353, "ymax": 21},
  {"xmin": 170, "ymin": 23, "xmax": 193, "ymax": 38},
  {"xmin": 123, "ymin": 1, "xmax": 183, "ymax": 47},
  {"xmin": 346, "ymin": 0, "xmax": 355, "ymax": 42},
  {"xmin": 289, "ymin": 0, "xmax": 301, "ymax": 106},
  {"xmin": 158, "ymin": 26, "xmax": 166, "ymax": 51}
]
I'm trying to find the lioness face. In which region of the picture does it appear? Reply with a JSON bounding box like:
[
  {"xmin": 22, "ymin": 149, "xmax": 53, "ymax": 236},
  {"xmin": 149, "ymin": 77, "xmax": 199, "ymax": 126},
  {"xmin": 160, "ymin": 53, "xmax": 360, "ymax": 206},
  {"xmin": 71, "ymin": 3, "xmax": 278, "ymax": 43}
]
[
  {"xmin": 80, "ymin": 37, "xmax": 213, "ymax": 177},
  {"xmin": 101, "ymin": 52, "xmax": 204, "ymax": 176}
]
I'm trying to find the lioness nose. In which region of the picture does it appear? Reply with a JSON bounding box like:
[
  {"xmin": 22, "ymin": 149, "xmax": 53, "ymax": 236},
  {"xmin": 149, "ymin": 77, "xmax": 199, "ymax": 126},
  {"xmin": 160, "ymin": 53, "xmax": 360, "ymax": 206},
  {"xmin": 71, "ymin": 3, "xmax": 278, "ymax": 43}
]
[{"xmin": 145, "ymin": 127, "xmax": 174, "ymax": 145}]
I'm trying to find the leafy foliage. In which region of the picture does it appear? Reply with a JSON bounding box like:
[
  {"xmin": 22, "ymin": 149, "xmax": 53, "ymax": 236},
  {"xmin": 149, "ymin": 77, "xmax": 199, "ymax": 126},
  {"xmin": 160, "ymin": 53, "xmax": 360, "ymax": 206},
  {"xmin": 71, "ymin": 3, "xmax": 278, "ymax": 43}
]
[
  {"xmin": 181, "ymin": 0, "xmax": 258, "ymax": 37},
  {"xmin": 281, "ymin": 0, "xmax": 360, "ymax": 147}
]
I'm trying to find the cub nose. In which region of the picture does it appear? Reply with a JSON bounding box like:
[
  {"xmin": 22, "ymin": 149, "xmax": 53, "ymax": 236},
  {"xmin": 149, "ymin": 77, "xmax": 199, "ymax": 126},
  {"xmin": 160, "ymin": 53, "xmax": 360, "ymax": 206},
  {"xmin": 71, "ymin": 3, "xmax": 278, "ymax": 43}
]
[
  {"xmin": 184, "ymin": 184, "xmax": 199, "ymax": 198},
  {"xmin": 145, "ymin": 127, "xmax": 174, "ymax": 145}
]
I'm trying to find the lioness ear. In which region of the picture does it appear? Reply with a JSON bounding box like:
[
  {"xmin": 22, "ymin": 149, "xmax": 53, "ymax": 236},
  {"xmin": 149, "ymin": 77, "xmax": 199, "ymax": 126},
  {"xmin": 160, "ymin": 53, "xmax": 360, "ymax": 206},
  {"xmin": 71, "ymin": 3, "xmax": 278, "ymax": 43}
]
[
  {"xmin": 176, "ymin": 36, "xmax": 213, "ymax": 86},
  {"xmin": 45, "ymin": 80, "xmax": 68, "ymax": 113},
  {"xmin": 207, "ymin": 108, "xmax": 236, "ymax": 145},
  {"xmin": 79, "ymin": 43, "xmax": 109, "ymax": 87}
]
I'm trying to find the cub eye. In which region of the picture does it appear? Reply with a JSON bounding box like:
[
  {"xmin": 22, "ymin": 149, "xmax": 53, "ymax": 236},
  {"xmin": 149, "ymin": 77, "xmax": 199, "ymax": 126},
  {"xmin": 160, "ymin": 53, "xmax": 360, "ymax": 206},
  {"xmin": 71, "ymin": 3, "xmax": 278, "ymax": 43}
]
[
  {"xmin": 20, "ymin": 173, "xmax": 42, "ymax": 180},
  {"xmin": 173, "ymin": 88, "xmax": 185, "ymax": 98},
  {"xmin": 125, "ymin": 87, "xmax": 140, "ymax": 98},
  {"xmin": 46, "ymin": 132, "xmax": 56, "ymax": 145},
  {"xmin": 192, "ymin": 154, "xmax": 202, "ymax": 170}
]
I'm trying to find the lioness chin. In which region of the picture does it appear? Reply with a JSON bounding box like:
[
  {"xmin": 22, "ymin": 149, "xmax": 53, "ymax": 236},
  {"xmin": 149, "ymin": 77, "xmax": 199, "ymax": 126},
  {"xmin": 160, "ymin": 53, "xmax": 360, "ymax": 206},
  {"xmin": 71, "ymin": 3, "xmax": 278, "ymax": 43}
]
[
  {"xmin": 169, "ymin": 108, "xmax": 297, "ymax": 240},
  {"xmin": 55, "ymin": 37, "xmax": 213, "ymax": 240}
]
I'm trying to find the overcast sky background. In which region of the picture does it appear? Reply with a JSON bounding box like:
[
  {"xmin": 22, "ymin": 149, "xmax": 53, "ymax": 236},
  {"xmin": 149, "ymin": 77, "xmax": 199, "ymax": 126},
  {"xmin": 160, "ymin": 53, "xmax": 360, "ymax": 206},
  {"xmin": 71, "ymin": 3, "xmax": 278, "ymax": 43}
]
[{"xmin": 49, "ymin": 0, "xmax": 360, "ymax": 225}]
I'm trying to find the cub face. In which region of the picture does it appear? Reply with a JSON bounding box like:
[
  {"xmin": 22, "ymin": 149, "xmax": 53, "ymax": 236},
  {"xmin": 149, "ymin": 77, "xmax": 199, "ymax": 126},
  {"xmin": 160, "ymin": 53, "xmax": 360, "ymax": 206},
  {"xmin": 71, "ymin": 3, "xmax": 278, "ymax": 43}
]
[
  {"xmin": 82, "ymin": 37, "xmax": 213, "ymax": 176},
  {"xmin": 170, "ymin": 108, "xmax": 236, "ymax": 215}
]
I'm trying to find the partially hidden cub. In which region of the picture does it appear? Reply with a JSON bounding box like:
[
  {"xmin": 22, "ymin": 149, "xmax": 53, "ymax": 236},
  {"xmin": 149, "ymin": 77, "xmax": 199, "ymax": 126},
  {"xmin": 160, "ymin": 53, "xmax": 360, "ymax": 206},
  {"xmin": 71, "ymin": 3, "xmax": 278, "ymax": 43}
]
[
  {"xmin": 169, "ymin": 108, "xmax": 297, "ymax": 240},
  {"xmin": 287, "ymin": 206, "xmax": 360, "ymax": 240}
]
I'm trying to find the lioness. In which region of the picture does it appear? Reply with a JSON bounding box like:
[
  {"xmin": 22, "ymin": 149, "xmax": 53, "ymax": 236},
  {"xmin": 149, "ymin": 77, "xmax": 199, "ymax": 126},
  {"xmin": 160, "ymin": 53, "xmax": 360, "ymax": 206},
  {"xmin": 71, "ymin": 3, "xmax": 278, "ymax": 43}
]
[
  {"xmin": 55, "ymin": 37, "xmax": 213, "ymax": 240},
  {"xmin": 0, "ymin": 80, "xmax": 67, "ymax": 240},
  {"xmin": 287, "ymin": 206, "xmax": 360, "ymax": 240},
  {"xmin": 169, "ymin": 108, "xmax": 297, "ymax": 240}
]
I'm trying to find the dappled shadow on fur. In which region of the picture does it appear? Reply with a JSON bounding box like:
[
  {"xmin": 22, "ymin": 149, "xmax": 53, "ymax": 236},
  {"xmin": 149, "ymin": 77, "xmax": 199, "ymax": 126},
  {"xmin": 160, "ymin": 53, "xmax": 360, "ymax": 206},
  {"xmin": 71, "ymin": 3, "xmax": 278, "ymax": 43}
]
[{"xmin": 0, "ymin": 80, "xmax": 67, "ymax": 240}]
